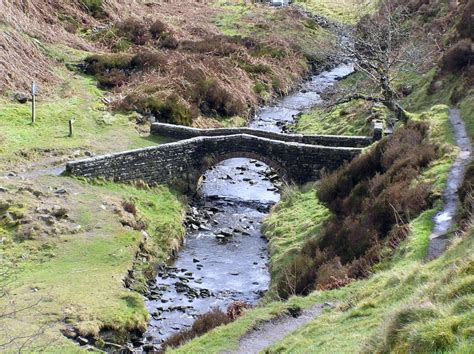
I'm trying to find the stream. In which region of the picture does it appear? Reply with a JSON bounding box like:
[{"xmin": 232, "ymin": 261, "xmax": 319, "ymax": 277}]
[{"xmin": 140, "ymin": 62, "xmax": 354, "ymax": 351}]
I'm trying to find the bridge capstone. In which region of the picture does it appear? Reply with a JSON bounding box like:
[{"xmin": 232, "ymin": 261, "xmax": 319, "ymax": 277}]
[
  {"xmin": 150, "ymin": 123, "xmax": 374, "ymax": 147},
  {"xmin": 66, "ymin": 134, "xmax": 364, "ymax": 193}
]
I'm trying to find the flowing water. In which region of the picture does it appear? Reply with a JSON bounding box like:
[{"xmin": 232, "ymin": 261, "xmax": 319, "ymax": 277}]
[{"xmin": 140, "ymin": 63, "xmax": 354, "ymax": 350}]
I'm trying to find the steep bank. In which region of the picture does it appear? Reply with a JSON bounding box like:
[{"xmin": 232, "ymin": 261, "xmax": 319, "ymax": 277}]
[{"xmin": 175, "ymin": 0, "xmax": 473, "ymax": 352}]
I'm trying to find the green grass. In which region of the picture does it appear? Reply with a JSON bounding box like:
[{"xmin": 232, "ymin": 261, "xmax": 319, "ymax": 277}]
[
  {"xmin": 0, "ymin": 177, "xmax": 185, "ymax": 351},
  {"xmin": 293, "ymin": 0, "xmax": 378, "ymax": 24},
  {"xmin": 295, "ymin": 100, "xmax": 372, "ymax": 136},
  {"xmin": 262, "ymin": 186, "xmax": 330, "ymax": 292},
  {"xmin": 175, "ymin": 45, "xmax": 467, "ymax": 353},
  {"xmin": 267, "ymin": 231, "xmax": 473, "ymax": 353},
  {"xmin": 175, "ymin": 210, "xmax": 473, "ymax": 353},
  {"xmin": 213, "ymin": 0, "xmax": 337, "ymax": 64},
  {"xmin": 0, "ymin": 70, "xmax": 164, "ymax": 169}
]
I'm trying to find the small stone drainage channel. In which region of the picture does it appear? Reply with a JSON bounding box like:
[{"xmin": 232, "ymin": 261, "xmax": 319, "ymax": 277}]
[{"xmin": 139, "ymin": 63, "xmax": 354, "ymax": 351}]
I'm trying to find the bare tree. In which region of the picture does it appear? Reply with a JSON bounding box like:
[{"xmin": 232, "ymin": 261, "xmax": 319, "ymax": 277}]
[{"xmin": 339, "ymin": 0, "xmax": 413, "ymax": 122}]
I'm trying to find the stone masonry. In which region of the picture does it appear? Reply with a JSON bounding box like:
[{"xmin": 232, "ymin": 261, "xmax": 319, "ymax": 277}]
[
  {"xmin": 66, "ymin": 134, "xmax": 364, "ymax": 193},
  {"xmin": 150, "ymin": 123, "xmax": 375, "ymax": 148}
]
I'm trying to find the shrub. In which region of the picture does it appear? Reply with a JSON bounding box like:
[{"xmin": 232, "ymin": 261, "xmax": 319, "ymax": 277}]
[
  {"xmin": 159, "ymin": 33, "xmax": 179, "ymax": 50},
  {"xmin": 95, "ymin": 69, "xmax": 127, "ymax": 88},
  {"xmin": 253, "ymin": 82, "xmax": 267, "ymax": 95},
  {"xmin": 162, "ymin": 308, "xmax": 231, "ymax": 350},
  {"xmin": 277, "ymin": 254, "xmax": 317, "ymax": 298},
  {"xmin": 123, "ymin": 94, "xmax": 193, "ymax": 126},
  {"xmin": 80, "ymin": 0, "xmax": 105, "ymax": 18},
  {"xmin": 117, "ymin": 17, "xmax": 150, "ymax": 45},
  {"xmin": 239, "ymin": 62, "xmax": 272, "ymax": 75},
  {"xmin": 130, "ymin": 51, "xmax": 167, "ymax": 70},
  {"xmin": 276, "ymin": 122, "xmax": 437, "ymax": 298},
  {"xmin": 194, "ymin": 79, "xmax": 246, "ymax": 117},
  {"xmin": 457, "ymin": 0, "xmax": 474, "ymax": 39},
  {"xmin": 84, "ymin": 54, "xmax": 133, "ymax": 75},
  {"xmin": 149, "ymin": 19, "xmax": 167, "ymax": 39},
  {"xmin": 440, "ymin": 39, "xmax": 474, "ymax": 74},
  {"xmin": 147, "ymin": 95, "xmax": 192, "ymax": 125}
]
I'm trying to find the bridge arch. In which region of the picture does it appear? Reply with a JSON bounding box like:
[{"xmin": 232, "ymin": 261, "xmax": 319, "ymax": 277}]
[{"xmin": 197, "ymin": 151, "xmax": 290, "ymax": 184}]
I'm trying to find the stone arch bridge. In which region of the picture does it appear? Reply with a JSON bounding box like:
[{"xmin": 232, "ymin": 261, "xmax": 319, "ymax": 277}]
[{"xmin": 66, "ymin": 123, "xmax": 381, "ymax": 193}]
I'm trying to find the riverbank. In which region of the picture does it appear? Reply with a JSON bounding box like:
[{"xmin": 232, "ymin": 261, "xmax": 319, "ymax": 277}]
[
  {"xmin": 0, "ymin": 176, "xmax": 185, "ymax": 351},
  {"xmin": 0, "ymin": 2, "xmax": 341, "ymax": 350}
]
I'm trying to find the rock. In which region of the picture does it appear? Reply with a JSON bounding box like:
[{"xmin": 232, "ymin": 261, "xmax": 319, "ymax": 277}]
[
  {"xmin": 7, "ymin": 172, "xmax": 16, "ymax": 177},
  {"xmin": 84, "ymin": 151, "xmax": 94, "ymax": 157},
  {"xmin": 142, "ymin": 343, "xmax": 156, "ymax": 351},
  {"xmin": 72, "ymin": 150, "xmax": 81, "ymax": 157},
  {"xmin": 39, "ymin": 214, "xmax": 55, "ymax": 225},
  {"xmin": 401, "ymin": 85, "xmax": 413, "ymax": 96},
  {"xmin": 0, "ymin": 187, "xmax": 8, "ymax": 193},
  {"xmin": 193, "ymin": 258, "xmax": 200, "ymax": 263},
  {"xmin": 54, "ymin": 188, "xmax": 68, "ymax": 195},
  {"xmin": 219, "ymin": 229, "xmax": 233, "ymax": 237},
  {"xmin": 230, "ymin": 272, "xmax": 239, "ymax": 276},
  {"xmin": 77, "ymin": 336, "xmax": 89, "ymax": 346},
  {"xmin": 13, "ymin": 92, "xmax": 28, "ymax": 104},
  {"xmin": 51, "ymin": 205, "xmax": 68, "ymax": 218}
]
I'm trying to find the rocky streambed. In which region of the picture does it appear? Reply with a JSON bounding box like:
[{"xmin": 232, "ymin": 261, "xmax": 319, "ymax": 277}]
[{"xmin": 139, "ymin": 62, "xmax": 355, "ymax": 351}]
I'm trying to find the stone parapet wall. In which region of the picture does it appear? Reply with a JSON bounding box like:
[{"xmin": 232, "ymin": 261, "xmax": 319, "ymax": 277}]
[{"xmin": 150, "ymin": 123, "xmax": 373, "ymax": 147}]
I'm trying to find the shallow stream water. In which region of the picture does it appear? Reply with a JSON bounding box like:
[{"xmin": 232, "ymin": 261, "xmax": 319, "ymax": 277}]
[{"xmin": 141, "ymin": 63, "xmax": 354, "ymax": 350}]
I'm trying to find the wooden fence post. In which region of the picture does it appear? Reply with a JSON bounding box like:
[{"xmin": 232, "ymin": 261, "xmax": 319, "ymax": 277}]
[{"xmin": 69, "ymin": 118, "xmax": 76, "ymax": 137}]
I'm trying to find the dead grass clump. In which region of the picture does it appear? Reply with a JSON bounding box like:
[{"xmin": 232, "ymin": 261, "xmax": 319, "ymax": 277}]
[
  {"xmin": 181, "ymin": 35, "xmax": 241, "ymax": 57},
  {"xmin": 440, "ymin": 39, "xmax": 473, "ymax": 74},
  {"xmin": 277, "ymin": 122, "xmax": 438, "ymax": 298},
  {"xmin": 117, "ymin": 17, "xmax": 150, "ymax": 45},
  {"xmin": 149, "ymin": 19, "xmax": 168, "ymax": 39},
  {"xmin": 227, "ymin": 301, "xmax": 251, "ymax": 320},
  {"xmin": 122, "ymin": 200, "xmax": 137, "ymax": 216},
  {"xmin": 162, "ymin": 308, "xmax": 231, "ymax": 350}
]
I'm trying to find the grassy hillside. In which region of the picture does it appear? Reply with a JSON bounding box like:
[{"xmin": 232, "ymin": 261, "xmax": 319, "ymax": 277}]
[
  {"xmin": 174, "ymin": 0, "xmax": 473, "ymax": 352},
  {"xmin": 0, "ymin": 178, "xmax": 185, "ymax": 351}
]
